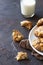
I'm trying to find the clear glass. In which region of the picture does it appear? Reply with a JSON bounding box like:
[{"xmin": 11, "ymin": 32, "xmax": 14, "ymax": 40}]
[{"xmin": 20, "ymin": 0, "xmax": 36, "ymax": 18}]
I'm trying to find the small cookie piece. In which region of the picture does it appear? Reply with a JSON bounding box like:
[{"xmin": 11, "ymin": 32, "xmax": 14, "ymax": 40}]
[
  {"xmin": 33, "ymin": 44, "xmax": 41, "ymax": 51},
  {"xmin": 31, "ymin": 51, "xmax": 43, "ymax": 60},
  {"xmin": 32, "ymin": 39, "xmax": 40, "ymax": 46},
  {"xmin": 34, "ymin": 26, "xmax": 43, "ymax": 37},
  {"xmin": 15, "ymin": 52, "xmax": 28, "ymax": 61},
  {"xmin": 33, "ymin": 39, "xmax": 43, "ymax": 51},
  {"xmin": 20, "ymin": 20, "xmax": 32, "ymax": 30},
  {"xmin": 19, "ymin": 39, "xmax": 32, "ymax": 51},
  {"xmin": 37, "ymin": 18, "xmax": 43, "ymax": 26},
  {"xmin": 39, "ymin": 38, "xmax": 43, "ymax": 43},
  {"xmin": 33, "ymin": 42, "xmax": 41, "ymax": 51},
  {"xmin": 32, "ymin": 39, "xmax": 41, "ymax": 51},
  {"xmin": 12, "ymin": 30, "xmax": 24, "ymax": 42}
]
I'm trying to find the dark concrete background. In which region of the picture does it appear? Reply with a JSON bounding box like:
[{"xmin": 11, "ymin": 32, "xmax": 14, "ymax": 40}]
[{"xmin": 0, "ymin": 0, "xmax": 43, "ymax": 65}]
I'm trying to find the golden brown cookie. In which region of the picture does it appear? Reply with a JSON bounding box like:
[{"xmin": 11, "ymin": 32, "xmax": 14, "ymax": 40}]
[
  {"xmin": 32, "ymin": 39, "xmax": 40, "ymax": 51},
  {"xmin": 33, "ymin": 39, "xmax": 43, "ymax": 52},
  {"xmin": 34, "ymin": 26, "xmax": 43, "ymax": 37},
  {"xmin": 15, "ymin": 52, "xmax": 28, "ymax": 61},
  {"xmin": 37, "ymin": 18, "xmax": 43, "ymax": 26},
  {"xmin": 20, "ymin": 20, "xmax": 32, "ymax": 30},
  {"xmin": 32, "ymin": 39, "xmax": 40, "ymax": 45},
  {"xmin": 39, "ymin": 38, "xmax": 43, "ymax": 43},
  {"xmin": 33, "ymin": 43, "xmax": 41, "ymax": 51},
  {"xmin": 12, "ymin": 30, "xmax": 24, "ymax": 42}
]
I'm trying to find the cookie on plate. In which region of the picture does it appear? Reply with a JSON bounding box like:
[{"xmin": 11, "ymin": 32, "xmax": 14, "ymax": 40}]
[
  {"xmin": 37, "ymin": 18, "xmax": 43, "ymax": 26},
  {"xmin": 34, "ymin": 26, "xmax": 43, "ymax": 37}
]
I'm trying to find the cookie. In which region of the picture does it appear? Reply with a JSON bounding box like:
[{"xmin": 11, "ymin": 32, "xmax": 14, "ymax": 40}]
[
  {"xmin": 33, "ymin": 39, "xmax": 43, "ymax": 52},
  {"xmin": 12, "ymin": 30, "xmax": 24, "ymax": 42},
  {"xmin": 37, "ymin": 18, "xmax": 43, "ymax": 26},
  {"xmin": 20, "ymin": 20, "xmax": 32, "ymax": 30},
  {"xmin": 34, "ymin": 26, "xmax": 43, "ymax": 37},
  {"xmin": 15, "ymin": 52, "xmax": 28, "ymax": 61}
]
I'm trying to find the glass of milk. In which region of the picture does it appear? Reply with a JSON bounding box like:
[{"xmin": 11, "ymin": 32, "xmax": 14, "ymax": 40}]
[{"xmin": 20, "ymin": 0, "xmax": 36, "ymax": 18}]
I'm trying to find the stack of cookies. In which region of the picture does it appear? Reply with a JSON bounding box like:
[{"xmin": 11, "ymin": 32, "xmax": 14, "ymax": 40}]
[{"xmin": 33, "ymin": 18, "xmax": 43, "ymax": 52}]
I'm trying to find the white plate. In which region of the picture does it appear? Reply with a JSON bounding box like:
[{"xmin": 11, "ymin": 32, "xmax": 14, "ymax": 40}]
[{"xmin": 29, "ymin": 25, "xmax": 43, "ymax": 56}]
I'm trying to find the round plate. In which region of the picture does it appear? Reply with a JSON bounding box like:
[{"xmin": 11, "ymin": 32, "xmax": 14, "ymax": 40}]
[{"xmin": 29, "ymin": 25, "xmax": 43, "ymax": 56}]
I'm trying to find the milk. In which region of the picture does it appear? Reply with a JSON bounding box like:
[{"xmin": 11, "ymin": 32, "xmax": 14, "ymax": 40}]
[{"xmin": 20, "ymin": 0, "xmax": 36, "ymax": 17}]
